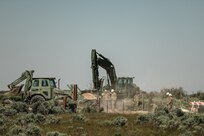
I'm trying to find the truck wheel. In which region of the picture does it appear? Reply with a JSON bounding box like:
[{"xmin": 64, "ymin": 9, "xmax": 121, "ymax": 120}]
[{"xmin": 30, "ymin": 95, "xmax": 45, "ymax": 104}]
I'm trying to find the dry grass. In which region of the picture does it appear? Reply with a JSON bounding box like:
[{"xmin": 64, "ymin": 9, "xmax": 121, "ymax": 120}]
[{"xmin": 40, "ymin": 113, "xmax": 180, "ymax": 136}]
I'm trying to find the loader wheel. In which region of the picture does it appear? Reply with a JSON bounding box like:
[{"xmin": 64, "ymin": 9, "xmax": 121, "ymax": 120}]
[{"xmin": 30, "ymin": 95, "xmax": 45, "ymax": 104}]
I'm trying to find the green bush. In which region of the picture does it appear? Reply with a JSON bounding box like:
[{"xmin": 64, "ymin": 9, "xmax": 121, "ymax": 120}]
[
  {"xmin": 45, "ymin": 115, "xmax": 61, "ymax": 124},
  {"xmin": 35, "ymin": 113, "xmax": 46, "ymax": 123},
  {"xmin": 155, "ymin": 115, "xmax": 170, "ymax": 126},
  {"xmin": 12, "ymin": 102, "xmax": 28, "ymax": 113},
  {"xmin": 0, "ymin": 107, "xmax": 6, "ymax": 114},
  {"xmin": 114, "ymin": 132, "xmax": 122, "ymax": 136},
  {"xmin": 81, "ymin": 104, "xmax": 97, "ymax": 113},
  {"xmin": 179, "ymin": 131, "xmax": 193, "ymax": 136},
  {"xmin": 46, "ymin": 131, "xmax": 68, "ymax": 136},
  {"xmin": 16, "ymin": 113, "xmax": 46, "ymax": 125},
  {"xmin": 113, "ymin": 116, "xmax": 127, "ymax": 127},
  {"xmin": 0, "ymin": 115, "xmax": 6, "ymax": 126},
  {"xmin": 135, "ymin": 114, "xmax": 152, "ymax": 124},
  {"xmin": 50, "ymin": 106, "xmax": 65, "ymax": 114},
  {"xmin": 9, "ymin": 96, "xmax": 22, "ymax": 101},
  {"xmin": 3, "ymin": 108, "xmax": 17, "ymax": 116},
  {"xmin": 9, "ymin": 125, "xmax": 25, "ymax": 136},
  {"xmin": 102, "ymin": 116, "xmax": 127, "ymax": 127},
  {"xmin": 0, "ymin": 125, "xmax": 6, "ymax": 135},
  {"xmin": 71, "ymin": 114, "xmax": 86, "ymax": 122},
  {"xmin": 174, "ymin": 108, "xmax": 184, "ymax": 117},
  {"xmin": 32, "ymin": 101, "xmax": 51, "ymax": 115},
  {"xmin": 25, "ymin": 124, "xmax": 41, "ymax": 136},
  {"xmin": 101, "ymin": 120, "xmax": 113, "ymax": 126},
  {"xmin": 154, "ymin": 106, "xmax": 169, "ymax": 116}
]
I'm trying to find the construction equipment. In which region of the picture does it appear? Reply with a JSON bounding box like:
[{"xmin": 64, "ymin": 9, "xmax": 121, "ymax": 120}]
[
  {"xmin": 91, "ymin": 49, "xmax": 140, "ymax": 98},
  {"xmin": 7, "ymin": 70, "xmax": 81, "ymax": 104}
]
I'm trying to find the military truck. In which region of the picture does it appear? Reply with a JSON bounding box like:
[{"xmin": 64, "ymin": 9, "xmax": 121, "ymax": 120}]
[
  {"xmin": 7, "ymin": 70, "xmax": 81, "ymax": 104},
  {"xmin": 91, "ymin": 49, "xmax": 140, "ymax": 99}
]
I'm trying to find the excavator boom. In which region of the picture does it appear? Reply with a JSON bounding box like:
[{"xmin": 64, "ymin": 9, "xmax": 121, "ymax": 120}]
[
  {"xmin": 91, "ymin": 49, "xmax": 117, "ymax": 90},
  {"xmin": 8, "ymin": 70, "xmax": 34, "ymax": 93}
]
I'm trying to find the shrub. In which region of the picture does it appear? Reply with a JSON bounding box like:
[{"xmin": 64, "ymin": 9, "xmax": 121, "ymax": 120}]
[
  {"xmin": 32, "ymin": 101, "xmax": 51, "ymax": 115},
  {"xmin": 0, "ymin": 115, "xmax": 6, "ymax": 126},
  {"xmin": 102, "ymin": 116, "xmax": 127, "ymax": 127},
  {"xmin": 9, "ymin": 96, "xmax": 22, "ymax": 101},
  {"xmin": 112, "ymin": 116, "xmax": 127, "ymax": 127},
  {"xmin": 71, "ymin": 114, "xmax": 86, "ymax": 122},
  {"xmin": 12, "ymin": 102, "xmax": 28, "ymax": 113},
  {"xmin": 135, "ymin": 114, "xmax": 152, "ymax": 124},
  {"xmin": 182, "ymin": 117, "xmax": 196, "ymax": 127},
  {"xmin": 3, "ymin": 108, "xmax": 17, "ymax": 116},
  {"xmin": 174, "ymin": 108, "xmax": 184, "ymax": 117},
  {"xmin": 16, "ymin": 114, "xmax": 35, "ymax": 125},
  {"xmin": 0, "ymin": 116, "xmax": 7, "ymax": 134},
  {"xmin": 81, "ymin": 104, "xmax": 97, "ymax": 113},
  {"xmin": 154, "ymin": 106, "xmax": 169, "ymax": 116},
  {"xmin": 9, "ymin": 125, "xmax": 25, "ymax": 136},
  {"xmin": 46, "ymin": 131, "xmax": 68, "ymax": 136},
  {"xmin": 16, "ymin": 113, "xmax": 46, "ymax": 125},
  {"xmin": 0, "ymin": 107, "xmax": 6, "ymax": 114},
  {"xmin": 155, "ymin": 115, "xmax": 170, "ymax": 126},
  {"xmin": 179, "ymin": 131, "xmax": 193, "ymax": 136},
  {"xmin": 101, "ymin": 120, "xmax": 113, "ymax": 126},
  {"xmin": 25, "ymin": 124, "xmax": 41, "ymax": 136},
  {"xmin": 114, "ymin": 132, "xmax": 122, "ymax": 136},
  {"xmin": 50, "ymin": 106, "xmax": 65, "ymax": 114},
  {"xmin": 35, "ymin": 113, "xmax": 46, "ymax": 123},
  {"xmin": 45, "ymin": 115, "xmax": 61, "ymax": 124},
  {"xmin": 0, "ymin": 125, "xmax": 6, "ymax": 135}
]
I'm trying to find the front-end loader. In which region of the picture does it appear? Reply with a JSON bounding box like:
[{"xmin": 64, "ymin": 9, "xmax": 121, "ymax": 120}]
[{"xmin": 7, "ymin": 70, "xmax": 82, "ymax": 104}]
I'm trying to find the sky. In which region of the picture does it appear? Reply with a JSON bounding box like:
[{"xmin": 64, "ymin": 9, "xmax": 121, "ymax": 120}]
[{"xmin": 0, "ymin": 0, "xmax": 204, "ymax": 93}]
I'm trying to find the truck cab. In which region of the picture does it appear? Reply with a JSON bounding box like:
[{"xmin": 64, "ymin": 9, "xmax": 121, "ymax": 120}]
[{"xmin": 30, "ymin": 78, "xmax": 57, "ymax": 100}]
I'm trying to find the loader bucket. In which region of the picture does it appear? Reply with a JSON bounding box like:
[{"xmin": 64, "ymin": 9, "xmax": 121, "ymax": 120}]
[{"xmin": 9, "ymin": 84, "xmax": 24, "ymax": 95}]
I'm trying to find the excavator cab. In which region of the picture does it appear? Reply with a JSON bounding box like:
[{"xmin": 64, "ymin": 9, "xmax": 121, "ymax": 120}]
[
  {"xmin": 117, "ymin": 77, "xmax": 134, "ymax": 89},
  {"xmin": 116, "ymin": 77, "xmax": 138, "ymax": 98}
]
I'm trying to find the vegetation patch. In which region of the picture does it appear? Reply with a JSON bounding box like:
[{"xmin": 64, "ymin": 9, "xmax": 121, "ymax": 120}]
[
  {"xmin": 71, "ymin": 114, "xmax": 87, "ymax": 122},
  {"xmin": 102, "ymin": 116, "xmax": 128, "ymax": 127},
  {"xmin": 46, "ymin": 131, "xmax": 68, "ymax": 136},
  {"xmin": 135, "ymin": 106, "xmax": 204, "ymax": 135}
]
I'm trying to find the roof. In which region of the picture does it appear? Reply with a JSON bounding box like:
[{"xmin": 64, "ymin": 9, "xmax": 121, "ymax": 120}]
[{"xmin": 33, "ymin": 77, "xmax": 56, "ymax": 79}]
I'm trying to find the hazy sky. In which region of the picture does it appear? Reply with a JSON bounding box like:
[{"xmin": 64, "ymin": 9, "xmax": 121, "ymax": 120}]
[{"xmin": 0, "ymin": 0, "xmax": 204, "ymax": 92}]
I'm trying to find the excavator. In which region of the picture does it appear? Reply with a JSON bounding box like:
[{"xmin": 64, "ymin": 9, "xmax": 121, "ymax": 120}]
[
  {"xmin": 7, "ymin": 70, "xmax": 82, "ymax": 104},
  {"xmin": 91, "ymin": 49, "xmax": 140, "ymax": 99}
]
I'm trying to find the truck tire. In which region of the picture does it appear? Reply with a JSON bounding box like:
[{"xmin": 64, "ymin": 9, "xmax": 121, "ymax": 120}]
[{"xmin": 30, "ymin": 95, "xmax": 45, "ymax": 104}]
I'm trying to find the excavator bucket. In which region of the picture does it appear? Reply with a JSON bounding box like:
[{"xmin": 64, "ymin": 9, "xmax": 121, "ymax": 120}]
[{"xmin": 9, "ymin": 84, "xmax": 24, "ymax": 95}]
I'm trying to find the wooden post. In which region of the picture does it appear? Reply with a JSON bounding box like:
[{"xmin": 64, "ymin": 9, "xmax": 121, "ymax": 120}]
[
  {"xmin": 123, "ymin": 100, "xmax": 124, "ymax": 114},
  {"xmin": 73, "ymin": 84, "xmax": 77, "ymax": 101},
  {"xmin": 63, "ymin": 96, "xmax": 67, "ymax": 109},
  {"xmin": 142, "ymin": 93, "xmax": 144, "ymax": 111},
  {"xmin": 73, "ymin": 84, "xmax": 78, "ymax": 112},
  {"xmin": 107, "ymin": 100, "xmax": 109, "ymax": 113}
]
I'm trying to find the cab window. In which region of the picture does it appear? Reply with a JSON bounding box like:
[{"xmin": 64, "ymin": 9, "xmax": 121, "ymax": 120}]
[
  {"xmin": 41, "ymin": 79, "xmax": 48, "ymax": 87},
  {"xmin": 33, "ymin": 80, "xmax": 39, "ymax": 87},
  {"xmin": 49, "ymin": 80, "xmax": 56, "ymax": 88}
]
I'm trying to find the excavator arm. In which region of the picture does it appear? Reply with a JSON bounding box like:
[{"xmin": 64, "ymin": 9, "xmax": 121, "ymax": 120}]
[
  {"xmin": 8, "ymin": 70, "xmax": 34, "ymax": 94},
  {"xmin": 91, "ymin": 49, "xmax": 117, "ymax": 90}
]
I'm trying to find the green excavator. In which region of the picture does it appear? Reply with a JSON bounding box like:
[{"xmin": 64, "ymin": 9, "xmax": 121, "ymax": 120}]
[{"xmin": 91, "ymin": 49, "xmax": 140, "ymax": 99}]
